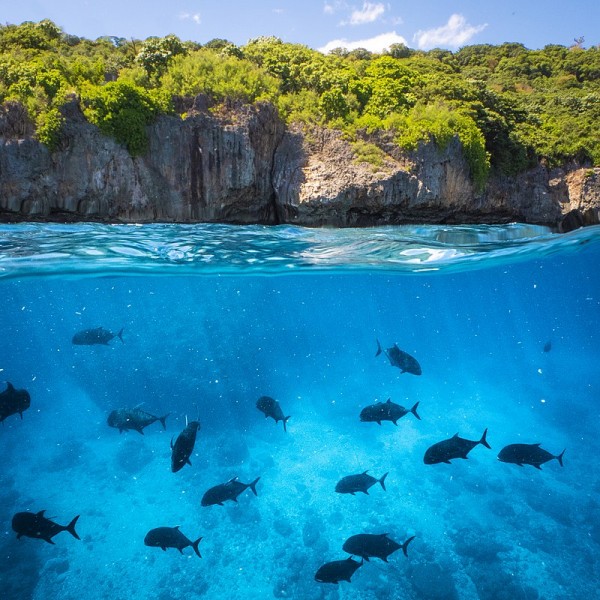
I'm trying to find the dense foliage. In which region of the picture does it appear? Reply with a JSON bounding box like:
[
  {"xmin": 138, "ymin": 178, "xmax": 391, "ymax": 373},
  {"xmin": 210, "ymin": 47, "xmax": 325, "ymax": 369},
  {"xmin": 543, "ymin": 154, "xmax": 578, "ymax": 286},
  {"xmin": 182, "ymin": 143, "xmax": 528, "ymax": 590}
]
[{"xmin": 1, "ymin": 20, "xmax": 599, "ymax": 183}]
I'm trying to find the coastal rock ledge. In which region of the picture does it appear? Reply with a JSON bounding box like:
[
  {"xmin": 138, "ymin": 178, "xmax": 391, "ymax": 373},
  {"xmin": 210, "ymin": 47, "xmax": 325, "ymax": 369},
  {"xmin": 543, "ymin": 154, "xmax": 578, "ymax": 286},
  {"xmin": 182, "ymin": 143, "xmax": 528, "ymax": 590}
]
[{"xmin": 1, "ymin": 98, "xmax": 598, "ymax": 230}]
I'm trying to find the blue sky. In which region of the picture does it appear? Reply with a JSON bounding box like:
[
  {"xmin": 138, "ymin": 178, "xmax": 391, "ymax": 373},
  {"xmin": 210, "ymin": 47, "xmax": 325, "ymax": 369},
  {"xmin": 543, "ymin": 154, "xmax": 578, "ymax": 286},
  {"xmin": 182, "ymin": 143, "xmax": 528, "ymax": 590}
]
[{"xmin": 4, "ymin": 1, "xmax": 599, "ymax": 52}]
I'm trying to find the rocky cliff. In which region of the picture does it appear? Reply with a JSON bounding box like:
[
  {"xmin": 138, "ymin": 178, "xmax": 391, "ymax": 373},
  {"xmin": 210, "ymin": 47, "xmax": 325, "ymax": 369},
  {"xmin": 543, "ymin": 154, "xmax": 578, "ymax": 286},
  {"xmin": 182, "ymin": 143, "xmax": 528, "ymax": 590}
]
[{"xmin": 1, "ymin": 98, "xmax": 598, "ymax": 229}]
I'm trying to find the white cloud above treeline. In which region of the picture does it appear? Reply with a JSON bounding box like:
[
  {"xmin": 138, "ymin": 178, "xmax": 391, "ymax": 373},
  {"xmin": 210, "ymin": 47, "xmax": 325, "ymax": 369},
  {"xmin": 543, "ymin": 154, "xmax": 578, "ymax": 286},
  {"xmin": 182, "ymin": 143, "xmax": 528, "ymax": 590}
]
[
  {"xmin": 345, "ymin": 2, "xmax": 385, "ymax": 25},
  {"xmin": 319, "ymin": 31, "xmax": 408, "ymax": 54},
  {"xmin": 179, "ymin": 12, "xmax": 201, "ymax": 25},
  {"xmin": 414, "ymin": 14, "xmax": 487, "ymax": 49}
]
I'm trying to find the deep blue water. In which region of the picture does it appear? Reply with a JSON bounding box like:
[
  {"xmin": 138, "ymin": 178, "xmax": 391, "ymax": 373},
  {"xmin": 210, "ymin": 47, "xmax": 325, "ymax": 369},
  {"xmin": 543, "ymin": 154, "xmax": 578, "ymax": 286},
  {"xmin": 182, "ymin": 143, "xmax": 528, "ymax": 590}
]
[{"xmin": 0, "ymin": 223, "xmax": 599, "ymax": 600}]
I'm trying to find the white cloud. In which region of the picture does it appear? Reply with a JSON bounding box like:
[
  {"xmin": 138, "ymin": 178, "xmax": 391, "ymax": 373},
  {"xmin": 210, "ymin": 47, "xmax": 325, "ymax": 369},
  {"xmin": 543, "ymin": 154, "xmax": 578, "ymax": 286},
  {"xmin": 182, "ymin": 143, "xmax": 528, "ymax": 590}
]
[
  {"xmin": 324, "ymin": 1, "xmax": 347, "ymax": 15},
  {"xmin": 319, "ymin": 31, "xmax": 408, "ymax": 54},
  {"xmin": 414, "ymin": 14, "xmax": 487, "ymax": 49},
  {"xmin": 179, "ymin": 12, "xmax": 202, "ymax": 25},
  {"xmin": 345, "ymin": 2, "xmax": 385, "ymax": 25}
]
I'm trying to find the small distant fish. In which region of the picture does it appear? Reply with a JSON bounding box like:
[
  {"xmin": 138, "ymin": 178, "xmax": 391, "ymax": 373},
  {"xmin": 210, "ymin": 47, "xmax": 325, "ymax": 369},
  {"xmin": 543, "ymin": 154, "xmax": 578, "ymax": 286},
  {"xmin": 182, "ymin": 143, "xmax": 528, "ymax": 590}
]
[
  {"xmin": 171, "ymin": 420, "xmax": 200, "ymax": 473},
  {"xmin": 256, "ymin": 396, "xmax": 290, "ymax": 432},
  {"xmin": 543, "ymin": 341, "xmax": 552, "ymax": 353},
  {"xmin": 424, "ymin": 429, "xmax": 491, "ymax": 465},
  {"xmin": 498, "ymin": 443, "xmax": 565, "ymax": 470},
  {"xmin": 315, "ymin": 556, "xmax": 363, "ymax": 584},
  {"xmin": 335, "ymin": 471, "xmax": 388, "ymax": 495},
  {"xmin": 360, "ymin": 399, "xmax": 420, "ymax": 425},
  {"xmin": 107, "ymin": 406, "xmax": 169, "ymax": 435},
  {"xmin": 376, "ymin": 340, "xmax": 422, "ymax": 375},
  {"xmin": 72, "ymin": 327, "xmax": 124, "ymax": 346},
  {"xmin": 201, "ymin": 476, "xmax": 260, "ymax": 507},
  {"xmin": 0, "ymin": 382, "xmax": 31, "ymax": 423},
  {"xmin": 144, "ymin": 526, "xmax": 202, "ymax": 557},
  {"xmin": 342, "ymin": 533, "xmax": 415, "ymax": 562},
  {"xmin": 12, "ymin": 510, "xmax": 80, "ymax": 545}
]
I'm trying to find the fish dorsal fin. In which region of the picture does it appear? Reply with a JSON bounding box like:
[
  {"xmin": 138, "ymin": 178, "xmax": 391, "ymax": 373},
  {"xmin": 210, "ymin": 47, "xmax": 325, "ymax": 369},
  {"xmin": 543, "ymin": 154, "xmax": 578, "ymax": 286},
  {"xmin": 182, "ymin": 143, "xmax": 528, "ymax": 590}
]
[
  {"xmin": 174, "ymin": 525, "xmax": 180, "ymax": 530},
  {"xmin": 226, "ymin": 476, "xmax": 238, "ymax": 484},
  {"xmin": 533, "ymin": 443, "xmax": 541, "ymax": 446},
  {"xmin": 133, "ymin": 403, "xmax": 145, "ymax": 410},
  {"xmin": 36, "ymin": 510, "xmax": 46, "ymax": 517},
  {"xmin": 380, "ymin": 533, "xmax": 389, "ymax": 537},
  {"xmin": 386, "ymin": 398, "xmax": 391, "ymax": 404},
  {"xmin": 362, "ymin": 470, "xmax": 369, "ymax": 474},
  {"xmin": 452, "ymin": 433, "xmax": 459, "ymax": 438},
  {"xmin": 7, "ymin": 382, "xmax": 14, "ymax": 391}
]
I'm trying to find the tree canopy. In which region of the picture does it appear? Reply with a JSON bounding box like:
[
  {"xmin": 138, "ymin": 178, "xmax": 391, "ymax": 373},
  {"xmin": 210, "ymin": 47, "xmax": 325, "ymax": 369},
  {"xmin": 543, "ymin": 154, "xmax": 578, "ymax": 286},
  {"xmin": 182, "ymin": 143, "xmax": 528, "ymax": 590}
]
[{"xmin": 1, "ymin": 20, "xmax": 599, "ymax": 181}]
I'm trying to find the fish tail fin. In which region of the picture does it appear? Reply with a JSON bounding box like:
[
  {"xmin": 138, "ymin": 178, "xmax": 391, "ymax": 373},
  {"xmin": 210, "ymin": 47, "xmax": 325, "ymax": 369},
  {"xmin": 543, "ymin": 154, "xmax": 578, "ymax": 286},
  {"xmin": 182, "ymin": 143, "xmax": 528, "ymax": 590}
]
[
  {"xmin": 556, "ymin": 449, "xmax": 566, "ymax": 467},
  {"xmin": 480, "ymin": 428, "xmax": 491, "ymax": 449},
  {"xmin": 410, "ymin": 402, "xmax": 421, "ymax": 420},
  {"xmin": 159, "ymin": 414, "xmax": 170, "ymax": 430},
  {"xmin": 249, "ymin": 477, "xmax": 260, "ymax": 496},
  {"xmin": 117, "ymin": 328, "xmax": 124, "ymax": 343},
  {"xmin": 402, "ymin": 535, "xmax": 415, "ymax": 557},
  {"xmin": 283, "ymin": 416, "xmax": 291, "ymax": 432},
  {"xmin": 379, "ymin": 472, "xmax": 388, "ymax": 492},
  {"xmin": 66, "ymin": 515, "xmax": 81, "ymax": 540},
  {"xmin": 375, "ymin": 339, "xmax": 382, "ymax": 357},
  {"xmin": 192, "ymin": 537, "xmax": 202, "ymax": 558}
]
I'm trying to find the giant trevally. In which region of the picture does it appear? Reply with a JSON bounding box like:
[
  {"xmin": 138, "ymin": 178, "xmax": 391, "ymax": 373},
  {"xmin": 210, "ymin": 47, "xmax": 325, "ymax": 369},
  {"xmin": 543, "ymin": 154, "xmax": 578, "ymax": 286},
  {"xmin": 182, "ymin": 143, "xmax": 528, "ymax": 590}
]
[
  {"xmin": 171, "ymin": 420, "xmax": 200, "ymax": 473},
  {"xmin": 342, "ymin": 533, "xmax": 415, "ymax": 562},
  {"xmin": 201, "ymin": 476, "xmax": 260, "ymax": 506},
  {"xmin": 335, "ymin": 471, "xmax": 388, "ymax": 495},
  {"xmin": 498, "ymin": 443, "xmax": 565, "ymax": 469},
  {"xmin": 12, "ymin": 510, "xmax": 80, "ymax": 544},
  {"xmin": 256, "ymin": 396, "xmax": 290, "ymax": 432},
  {"xmin": 0, "ymin": 382, "xmax": 31, "ymax": 423},
  {"xmin": 107, "ymin": 405, "xmax": 169, "ymax": 434},
  {"xmin": 144, "ymin": 526, "xmax": 202, "ymax": 557},
  {"xmin": 424, "ymin": 429, "xmax": 491, "ymax": 464},
  {"xmin": 376, "ymin": 340, "xmax": 422, "ymax": 375},
  {"xmin": 72, "ymin": 327, "xmax": 123, "ymax": 346},
  {"xmin": 315, "ymin": 557, "xmax": 363, "ymax": 584},
  {"xmin": 360, "ymin": 399, "xmax": 420, "ymax": 425}
]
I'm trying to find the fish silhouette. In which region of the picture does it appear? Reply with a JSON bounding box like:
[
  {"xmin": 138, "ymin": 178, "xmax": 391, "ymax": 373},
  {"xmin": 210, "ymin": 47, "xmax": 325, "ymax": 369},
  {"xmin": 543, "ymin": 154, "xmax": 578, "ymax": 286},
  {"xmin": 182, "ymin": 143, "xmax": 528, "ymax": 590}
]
[
  {"xmin": 107, "ymin": 406, "xmax": 169, "ymax": 434},
  {"xmin": 315, "ymin": 557, "xmax": 363, "ymax": 584},
  {"xmin": 424, "ymin": 429, "xmax": 491, "ymax": 464},
  {"xmin": 342, "ymin": 533, "xmax": 415, "ymax": 562},
  {"xmin": 12, "ymin": 510, "xmax": 80, "ymax": 544},
  {"xmin": 144, "ymin": 526, "xmax": 202, "ymax": 557},
  {"xmin": 201, "ymin": 476, "xmax": 260, "ymax": 506},
  {"xmin": 0, "ymin": 382, "xmax": 31, "ymax": 423},
  {"xmin": 335, "ymin": 471, "xmax": 388, "ymax": 495},
  {"xmin": 498, "ymin": 443, "xmax": 565, "ymax": 469},
  {"xmin": 171, "ymin": 420, "xmax": 200, "ymax": 472},
  {"xmin": 360, "ymin": 399, "xmax": 420, "ymax": 425},
  {"xmin": 72, "ymin": 327, "xmax": 123, "ymax": 345},
  {"xmin": 256, "ymin": 396, "xmax": 290, "ymax": 432},
  {"xmin": 376, "ymin": 340, "xmax": 422, "ymax": 375}
]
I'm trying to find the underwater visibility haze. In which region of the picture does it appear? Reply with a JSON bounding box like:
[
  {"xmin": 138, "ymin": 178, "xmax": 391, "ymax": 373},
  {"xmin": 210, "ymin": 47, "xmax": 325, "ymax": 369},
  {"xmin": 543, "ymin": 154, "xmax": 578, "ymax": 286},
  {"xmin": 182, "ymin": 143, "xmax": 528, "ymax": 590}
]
[{"xmin": 0, "ymin": 223, "xmax": 599, "ymax": 600}]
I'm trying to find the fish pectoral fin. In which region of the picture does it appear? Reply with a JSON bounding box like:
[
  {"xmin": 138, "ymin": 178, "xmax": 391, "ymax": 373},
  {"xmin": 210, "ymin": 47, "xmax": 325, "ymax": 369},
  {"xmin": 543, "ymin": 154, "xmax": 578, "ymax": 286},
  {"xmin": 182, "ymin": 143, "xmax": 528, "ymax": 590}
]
[
  {"xmin": 161, "ymin": 547, "xmax": 167, "ymax": 551},
  {"xmin": 376, "ymin": 421, "xmax": 381, "ymax": 425},
  {"xmin": 444, "ymin": 460, "xmax": 452, "ymax": 464},
  {"xmin": 218, "ymin": 502, "xmax": 224, "ymax": 506},
  {"xmin": 534, "ymin": 464, "xmax": 543, "ymax": 470},
  {"xmin": 44, "ymin": 538, "xmax": 56, "ymax": 545},
  {"xmin": 186, "ymin": 459, "xmax": 192, "ymax": 466}
]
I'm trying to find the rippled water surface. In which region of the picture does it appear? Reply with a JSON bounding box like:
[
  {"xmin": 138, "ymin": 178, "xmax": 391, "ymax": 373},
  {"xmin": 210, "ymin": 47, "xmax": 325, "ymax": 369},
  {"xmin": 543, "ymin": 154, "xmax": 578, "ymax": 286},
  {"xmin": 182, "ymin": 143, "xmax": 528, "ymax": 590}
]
[{"xmin": 0, "ymin": 223, "xmax": 599, "ymax": 600}]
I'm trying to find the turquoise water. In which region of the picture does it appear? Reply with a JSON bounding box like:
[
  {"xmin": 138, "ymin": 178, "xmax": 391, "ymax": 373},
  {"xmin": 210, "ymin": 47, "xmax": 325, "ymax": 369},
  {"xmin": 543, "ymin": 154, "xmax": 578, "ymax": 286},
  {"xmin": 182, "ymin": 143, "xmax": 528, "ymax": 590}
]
[{"xmin": 0, "ymin": 223, "xmax": 599, "ymax": 600}]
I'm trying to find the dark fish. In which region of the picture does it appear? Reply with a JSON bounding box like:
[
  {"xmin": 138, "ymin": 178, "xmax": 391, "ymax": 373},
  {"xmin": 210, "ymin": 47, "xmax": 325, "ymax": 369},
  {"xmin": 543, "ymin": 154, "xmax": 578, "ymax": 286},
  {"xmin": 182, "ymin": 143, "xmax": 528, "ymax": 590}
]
[
  {"xmin": 171, "ymin": 420, "xmax": 200, "ymax": 472},
  {"xmin": 72, "ymin": 327, "xmax": 124, "ymax": 346},
  {"xmin": 342, "ymin": 533, "xmax": 415, "ymax": 562},
  {"xmin": 360, "ymin": 398, "xmax": 420, "ymax": 425},
  {"xmin": 543, "ymin": 340, "xmax": 552, "ymax": 352},
  {"xmin": 12, "ymin": 510, "xmax": 80, "ymax": 545},
  {"xmin": 424, "ymin": 429, "xmax": 491, "ymax": 464},
  {"xmin": 256, "ymin": 396, "xmax": 290, "ymax": 432},
  {"xmin": 335, "ymin": 471, "xmax": 388, "ymax": 495},
  {"xmin": 201, "ymin": 476, "xmax": 260, "ymax": 507},
  {"xmin": 498, "ymin": 443, "xmax": 565, "ymax": 470},
  {"xmin": 0, "ymin": 382, "xmax": 31, "ymax": 423},
  {"xmin": 315, "ymin": 557, "xmax": 363, "ymax": 584},
  {"xmin": 107, "ymin": 406, "xmax": 169, "ymax": 434},
  {"xmin": 144, "ymin": 526, "xmax": 202, "ymax": 557},
  {"xmin": 376, "ymin": 340, "xmax": 421, "ymax": 375}
]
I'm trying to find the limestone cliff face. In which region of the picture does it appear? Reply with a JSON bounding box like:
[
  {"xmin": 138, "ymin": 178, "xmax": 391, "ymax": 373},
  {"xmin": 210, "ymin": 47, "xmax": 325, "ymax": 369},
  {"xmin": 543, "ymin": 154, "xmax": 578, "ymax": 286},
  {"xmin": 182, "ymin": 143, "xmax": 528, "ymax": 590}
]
[{"xmin": 0, "ymin": 99, "xmax": 598, "ymax": 228}]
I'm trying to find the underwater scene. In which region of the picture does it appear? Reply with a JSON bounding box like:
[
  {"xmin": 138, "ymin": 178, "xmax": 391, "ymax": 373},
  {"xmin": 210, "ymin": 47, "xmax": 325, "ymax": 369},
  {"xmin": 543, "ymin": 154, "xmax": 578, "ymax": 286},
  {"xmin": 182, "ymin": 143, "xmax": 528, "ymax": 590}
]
[{"xmin": 0, "ymin": 223, "xmax": 599, "ymax": 600}]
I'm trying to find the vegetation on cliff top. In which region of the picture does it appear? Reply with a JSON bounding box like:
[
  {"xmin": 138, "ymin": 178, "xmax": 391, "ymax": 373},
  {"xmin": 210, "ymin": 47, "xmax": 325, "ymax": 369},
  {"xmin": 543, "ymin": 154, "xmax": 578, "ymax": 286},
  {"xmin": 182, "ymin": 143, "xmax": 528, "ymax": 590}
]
[{"xmin": 1, "ymin": 20, "xmax": 599, "ymax": 186}]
